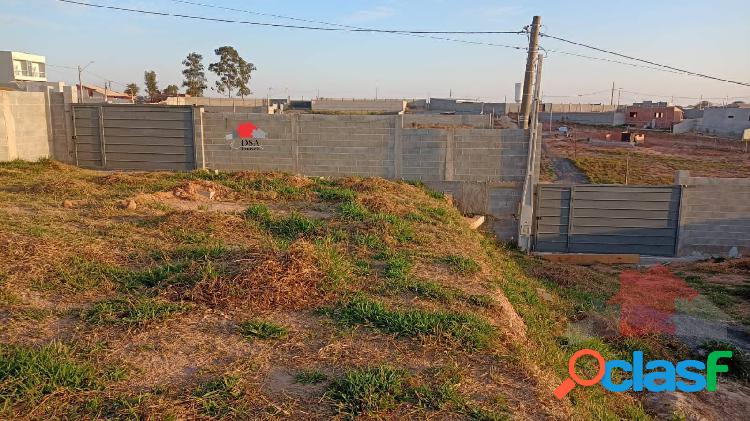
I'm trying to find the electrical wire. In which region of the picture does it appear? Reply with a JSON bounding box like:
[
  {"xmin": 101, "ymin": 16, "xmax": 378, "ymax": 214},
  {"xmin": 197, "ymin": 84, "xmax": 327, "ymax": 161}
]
[
  {"xmin": 540, "ymin": 33, "xmax": 750, "ymax": 87},
  {"xmin": 58, "ymin": 0, "xmax": 522, "ymax": 35}
]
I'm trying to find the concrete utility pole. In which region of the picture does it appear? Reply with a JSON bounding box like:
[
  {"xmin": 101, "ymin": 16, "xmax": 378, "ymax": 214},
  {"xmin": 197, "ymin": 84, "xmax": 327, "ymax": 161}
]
[
  {"xmin": 519, "ymin": 15, "xmax": 541, "ymax": 129},
  {"xmin": 76, "ymin": 61, "xmax": 94, "ymax": 104},
  {"xmin": 610, "ymin": 82, "xmax": 615, "ymax": 106}
]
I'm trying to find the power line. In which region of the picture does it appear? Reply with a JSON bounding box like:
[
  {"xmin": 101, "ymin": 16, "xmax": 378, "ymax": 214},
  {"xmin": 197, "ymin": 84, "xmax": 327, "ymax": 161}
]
[
  {"xmin": 164, "ymin": 0, "xmax": 528, "ymax": 50},
  {"xmin": 58, "ymin": 1, "xmax": 522, "ymax": 35},
  {"xmin": 540, "ymin": 32, "xmax": 750, "ymax": 87}
]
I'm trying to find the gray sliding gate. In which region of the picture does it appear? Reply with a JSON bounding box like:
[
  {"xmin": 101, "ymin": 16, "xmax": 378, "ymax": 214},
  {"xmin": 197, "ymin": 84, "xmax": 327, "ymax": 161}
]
[
  {"xmin": 534, "ymin": 184, "xmax": 681, "ymax": 256},
  {"xmin": 72, "ymin": 104, "xmax": 196, "ymax": 171}
]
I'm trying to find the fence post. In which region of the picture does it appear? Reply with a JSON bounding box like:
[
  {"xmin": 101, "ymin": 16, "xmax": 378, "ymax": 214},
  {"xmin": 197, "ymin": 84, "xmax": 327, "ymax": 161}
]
[{"xmin": 98, "ymin": 105, "xmax": 106, "ymax": 168}]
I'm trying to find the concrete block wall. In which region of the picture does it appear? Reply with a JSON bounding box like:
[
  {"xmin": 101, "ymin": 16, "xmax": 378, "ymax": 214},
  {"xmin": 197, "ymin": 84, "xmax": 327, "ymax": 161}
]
[
  {"xmin": 672, "ymin": 118, "xmax": 700, "ymax": 135},
  {"xmin": 676, "ymin": 171, "xmax": 750, "ymax": 257},
  {"xmin": 402, "ymin": 114, "xmax": 491, "ymax": 129},
  {"xmin": 311, "ymin": 99, "xmax": 406, "ymax": 113},
  {"xmin": 0, "ymin": 91, "xmax": 50, "ymax": 161},
  {"xmin": 697, "ymin": 107, "xmax": 750, "ymax": 139},
  {"xmin": 539, "ymin": 111, "xmax": 625, "ymax": 126},
  {"xmin": 200, "ymin": 112, "xmax": 531, "ymax": 241}
]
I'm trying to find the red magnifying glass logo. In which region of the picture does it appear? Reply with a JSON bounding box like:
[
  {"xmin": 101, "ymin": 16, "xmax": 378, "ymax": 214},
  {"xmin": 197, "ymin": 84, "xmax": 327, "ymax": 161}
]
[{"xmin": 553, "ymin": 349, "xmax": 606, "ymax": 399}]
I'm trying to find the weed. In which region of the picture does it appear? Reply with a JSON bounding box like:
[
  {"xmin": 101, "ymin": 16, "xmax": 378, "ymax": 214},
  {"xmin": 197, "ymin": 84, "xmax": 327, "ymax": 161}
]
[
  {"xmin": 50, "ymin": 257, "xmax": 120, "ymax": 291},
  {"xmin": 352, "ymin": 231, "xmax": 383, "ymax": 251},
  {"xmin": 0, "ymin": 343, "xmax": 98, "ymax": 406},
  {"xmin": 324, "ymin": 297, "xmax": 495, "ymax": 350},
  {"xmin": 168, "ymin": 244, "xmax": 228, "ymax": 260},
  {"xmin": 315, "ymin": 237, "xmax": 355, "ymax": 288},
  {"xmin": 339, "ymin": 201, "xmax": 370, "ymax": 221},
  {"xmin": 326, "ymin": 366, "xmax": 406, "ymax": 417},
  {"xmin": 244, "ymin": 203, "xmax": 272, "ymax": 221},
  {"xmin": 317, "ymin": 187, "xmax": 356, "ymax": 202},
  {"xmin": 295, "ymin": 369, "xmax": 328, "ymax": 384},
  {"xmin": 238, "ymin": 319, "xmax": 288, "ymax": 340},
  {"xmin": 192, "ymin": 376, "xmax": 245, "ymax": 418},
  {"xmin": 383, "ymin": 253, "xmax": 413, "ymax": 281},
  {"xmin": 245, "ymin": 205, "xmax": 320, "ymax": 240},
  {"xmin": 411, "ymin": 381, "xmax": 460, "ymax": 410},
  {"xmin": 441, "ymin": 255, "xmax": 481, "ymax": 276},
  {"xmin": 84, "ymin": 297, "xmax": 188, "ymax": 326}
]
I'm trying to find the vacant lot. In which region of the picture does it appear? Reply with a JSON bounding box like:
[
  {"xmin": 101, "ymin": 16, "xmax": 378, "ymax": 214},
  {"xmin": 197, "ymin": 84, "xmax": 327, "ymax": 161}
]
[
  {"xmin": 543, "ymin": 124, "xmax": 750, "ymax": 184},
  {"xmin": 1, "ymin": 160, "xmax": 748, "ymax": 420},
  {"xmin": 1, "ymin": 160, "xmax": 660, "ymax": 420}
]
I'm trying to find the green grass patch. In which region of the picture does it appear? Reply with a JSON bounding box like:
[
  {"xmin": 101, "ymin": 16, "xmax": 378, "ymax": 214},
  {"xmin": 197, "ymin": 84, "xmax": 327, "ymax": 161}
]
[
  {"xmin": 192, "ymin": 376, "xmax": 246, "ymax": 418},
  {"xmin": 84, "ymin": 297, "xmax": 188, "ymax": 326},
  {"xmin": 317, "ymin": 186, "xmax": 356, "ymax": 202},
  {"xmin": 49, "ymin": 257, "xmax": 121, "ymax": 292},
  {"xmin": 244, "ymin": 204, "xmax": 320, "ymax": 240},
  {"xmin": 238, "ymin": 319, "xmax": 288, "ymax": 341},
  {"xmin": 387, "ymin": 277, "xmax": 495, "ymax": 309},
  {"xmin": 339, "ymin": 201, "xmax": 370, "ymax": 221},
  {"xmin": 295, "ymin": 369, "xmax": 328, "ymax": 384},
  {"xmin": 323, "ymin": 297, "xmax": 495, "ymax": 350},
  {"xmin": 315, "ymin": 237, "xmax": 355, "ymax": 288},
  {"xmin": 326, "ymin": 365, "xmax": 406, "ymax": 417},
  {"xmin": 440, "ymin": 255, "xmax": 481, "ymax": 276},
  {"xmin": 0, "ymin": 343, "xmax": 98, "ymax": 408},
  {"xmin": 383, "ymin": 253, "xmax": 413, "ymax": 281}
]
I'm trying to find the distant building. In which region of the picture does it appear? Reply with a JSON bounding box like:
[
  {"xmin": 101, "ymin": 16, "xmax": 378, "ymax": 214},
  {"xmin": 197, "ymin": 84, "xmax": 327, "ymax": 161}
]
[
  {"xmin": 626, "ymin": 102, "xmax": 683, "ymax": 129},
  {"xmin": 76, "ymin": 84, "xmax": 132, "ymax": 103},
  {"xmin": 0, "ymin": 51, "xmax": 46, "ymax": 84},
  {"xmin": 698, "ymin": 105, "xmax": 750, "ymax": 139}
]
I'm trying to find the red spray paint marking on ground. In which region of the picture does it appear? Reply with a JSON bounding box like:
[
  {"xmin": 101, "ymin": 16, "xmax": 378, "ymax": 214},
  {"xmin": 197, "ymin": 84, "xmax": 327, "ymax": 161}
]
[{"xmin": 609, "ymin": 265, "xmax": 699, "ymax": 336}]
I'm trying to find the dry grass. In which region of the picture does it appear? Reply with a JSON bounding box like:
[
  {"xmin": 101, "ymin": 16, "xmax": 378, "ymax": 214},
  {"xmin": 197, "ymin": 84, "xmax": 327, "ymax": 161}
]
[{"xmin": 0, "ymin": 160, "xmax": 652, "ymax": 420}]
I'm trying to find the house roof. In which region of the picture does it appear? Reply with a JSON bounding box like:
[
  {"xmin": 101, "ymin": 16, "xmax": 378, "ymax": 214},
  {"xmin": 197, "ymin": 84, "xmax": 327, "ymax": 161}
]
[{"xmin": 77, "ymin": 84, "xmax": 131, "ymax": 99}]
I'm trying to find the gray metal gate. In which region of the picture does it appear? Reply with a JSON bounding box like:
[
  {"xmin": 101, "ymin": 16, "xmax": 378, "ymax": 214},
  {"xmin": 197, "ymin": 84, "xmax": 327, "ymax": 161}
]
[
  {"xmin": 72, "ymin": 104, "xmax": 196, "ymax": 171},
  {"xmin": 534, "ymin": 184, "xmax": 681, "ymax": 256}
]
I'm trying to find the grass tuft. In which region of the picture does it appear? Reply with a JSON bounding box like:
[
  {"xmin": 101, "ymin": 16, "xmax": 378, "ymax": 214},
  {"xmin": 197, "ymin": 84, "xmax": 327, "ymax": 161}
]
[
  {"xmin": 295, "ymin": 369, "xmax": 328, "ymax": 384},
  {"xmin": 317, "ymin": 187, "xmax": 356, "ymax": 202},
  {"xmin": 244, "ymin": 205, "xmax": 320, "ymax": 240},
  {"xmin": 84, "ymin": 297, "xmax": 188, "ymax": 326},
  {"xmin": 326, "ymin": 366, "xmax": 405, "ymax": 417},
  {"xmin": 238, "ymin": 319, "xmax": 288, "ymax": 340},
  {"xmin": 192, "ymin": 376, "xmax": 245, "ymax": 418},
  {"xmin": 441, "ymin": 255, "xmax": 481, "ymax": 276},
  {"xmin": 0, "ymin": 343, "xmax": 98, "ymax": 407},
  {"xmin": 324, "ymin": 297, "xmax": 494, "ymax": 350},
  {"xmin": 339, "ymin": 201, "xmax": 370, "ymax": 221}
]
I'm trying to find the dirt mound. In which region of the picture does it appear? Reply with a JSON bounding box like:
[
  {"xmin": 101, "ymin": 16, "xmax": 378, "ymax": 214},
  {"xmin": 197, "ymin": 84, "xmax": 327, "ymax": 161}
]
[{"xmin": 190, "ymin": 241, "xmax": 324, "ymax": 311}]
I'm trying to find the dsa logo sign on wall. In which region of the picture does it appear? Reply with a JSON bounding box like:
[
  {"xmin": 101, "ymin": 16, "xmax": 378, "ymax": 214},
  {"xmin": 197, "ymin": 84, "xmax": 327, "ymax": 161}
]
[{"xmin": 226, "ymin": 121, "xmax": 267, "ymax": 150}]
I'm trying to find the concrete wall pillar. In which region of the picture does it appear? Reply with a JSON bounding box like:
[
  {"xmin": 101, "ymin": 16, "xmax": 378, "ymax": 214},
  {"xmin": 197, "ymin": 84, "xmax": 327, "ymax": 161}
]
[
  {"xmin": 393, "ymin": 115, "xmax": 402, "ymax": 179},
  {"xmin": 444, "ymin": 129, "xmax": 455, "ymax": 181}
]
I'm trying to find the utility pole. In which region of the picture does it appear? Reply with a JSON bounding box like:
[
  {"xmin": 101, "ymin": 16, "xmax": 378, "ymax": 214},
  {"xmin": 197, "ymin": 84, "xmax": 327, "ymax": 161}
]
[
  {"xmin": 610, "ymin": 82, "xmax": 615, "ymax": 106},
  {"xmin": 76, "ymin": 61, "xmax": 94, "ymax": 104},
  {"xmin": 77, "ymin": 66, "xmax": 84, "ymax": 104},
  {"xmin": 519, "ymin": 15, "xmax": 542, "ymax": 129},
  {"xmin": 103, "ymin": 81, "xmax": 109, "ymax": 103}
]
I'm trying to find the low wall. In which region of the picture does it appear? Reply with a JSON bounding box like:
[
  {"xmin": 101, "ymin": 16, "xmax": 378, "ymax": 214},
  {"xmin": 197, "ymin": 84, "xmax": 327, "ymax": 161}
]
[
  {"xmin": 676, "ymin": 171, "xmax": 750, "ymax": 257},
  {"xmin": 200, "ymin": 112, "xmax": 530, "ymax": 240},
  {"xmin": 0, "ymin": 91, "xmax": 50, "ymax": 161},
  {"xmin": 698, "ymin": 107, "xmax": 750, "ymax": 139},
  {"xmin": 539, "ymin": 111, "xmax": 625, "ymax": 126},
  {"xmin": 672, "ymin": 118, "xmax": 700, "ymax": 134},
  {"xmin": 311, "ymin": 99, "xmax": 406, "ymax": 113},
  {"xmin": 428, "ymin": 98, "xmax": 507, "ymax": 115},
  {"xmin": 541, "ymin": 103, "xmax": 617, "ymax": 113},
  {"xmin": 402, "ymin": 114, "xmax": 492, "ymax": 128}
]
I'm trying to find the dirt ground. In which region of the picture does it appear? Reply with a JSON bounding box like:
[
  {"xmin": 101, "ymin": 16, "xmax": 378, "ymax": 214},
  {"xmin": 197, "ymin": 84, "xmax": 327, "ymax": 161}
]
[{"xmin": 541, "ymin": 123, "xmax": 750, "ymax": 184}]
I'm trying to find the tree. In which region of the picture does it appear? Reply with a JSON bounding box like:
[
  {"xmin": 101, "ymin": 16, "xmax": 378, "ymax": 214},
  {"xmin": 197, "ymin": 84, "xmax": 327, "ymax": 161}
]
[
  {"xmin": 144, "ymin": 70, "xmax": 160, "ymax": 102},
  {"xmin": 236, "ymin": 57, "xmax": 257, "ymax": 98},
  {"xmin": 124, "ymin": 83, "xmax": 139, "ymax": 99},
  {"xmin": 208, "ymin": 46, "xmax": 256, "ymax": 98},
  {"xmin": 181, "ymin": 52, "xmax": 207, "ymax": 97},
  {"xmin": 163, "ymin": 84, "xmax": 179, "ymax": 96}
]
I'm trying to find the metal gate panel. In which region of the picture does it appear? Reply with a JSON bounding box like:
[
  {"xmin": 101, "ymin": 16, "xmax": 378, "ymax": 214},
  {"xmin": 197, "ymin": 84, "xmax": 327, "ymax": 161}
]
[
  {"xmin": 534, "ymin": 185, "xmax": 571, "ymax": 252},
  {"xmin": 72, "ymin": 104, "xmax": 195, "ymax": 171},
  {"xmin": 534, "ymin": 184, "xmax": 680, "ymax": 256}
]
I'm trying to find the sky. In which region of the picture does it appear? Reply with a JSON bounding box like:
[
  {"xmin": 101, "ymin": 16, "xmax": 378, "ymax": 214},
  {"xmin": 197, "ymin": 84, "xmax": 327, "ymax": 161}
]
[{"xmin": 2, "ymin": 0, "xmax": 749, "ymax": 105}]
